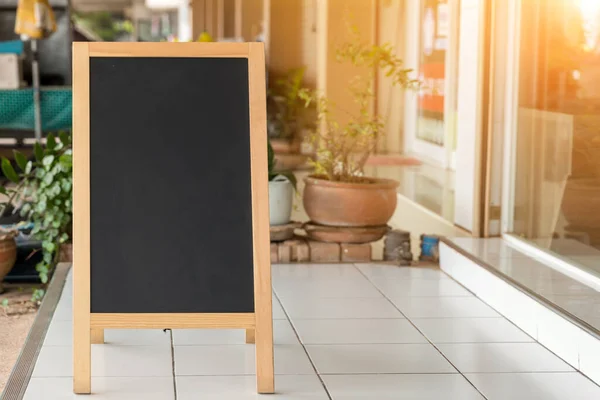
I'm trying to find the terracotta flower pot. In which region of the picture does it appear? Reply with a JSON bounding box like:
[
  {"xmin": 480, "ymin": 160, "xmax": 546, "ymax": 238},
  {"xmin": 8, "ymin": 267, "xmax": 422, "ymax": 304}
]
[
  {"xmin": 0, "ymin": 234, "xmax": 18, "ymax": 293},
  {"xmin": 303, "ymin": 175, "xmax": 399, "ymax": 227},
  {"xmin": 273, "ymin": 153, "xmax": 309, "ymax": 171},
  {"xmin": 270, "ymin": 138, "xmax": 301, "ymax": 154}
]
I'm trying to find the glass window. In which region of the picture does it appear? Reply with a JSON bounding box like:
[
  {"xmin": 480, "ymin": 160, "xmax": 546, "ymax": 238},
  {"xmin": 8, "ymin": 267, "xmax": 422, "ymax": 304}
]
[{"xmin": 510, "ymin": 0, "xmax": 600, "ymax": 276}]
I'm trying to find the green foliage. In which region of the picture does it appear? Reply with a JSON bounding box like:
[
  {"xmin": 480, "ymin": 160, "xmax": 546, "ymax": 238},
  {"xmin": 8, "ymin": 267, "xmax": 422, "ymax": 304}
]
[
  {"xmin": 72, "ymin": 11, "xmax": 132, "ymax": 41},
  {"xmin": 268, "ymin": 139, "xmax": 276, "ymax": 179},
  {"xmin": 298, "ymin": 24, "xmax": 419, "ymax": 182},
  {"xmin": 267, "ymin": 140, "xmax": 297, "ymax": 191},
  {"xmin": 0, "ymin": 132, "xmax": 72, "ymax": 303},
  {"xmin": 267, "ymin": 67, "xmax": 308, "ymax": 140}
]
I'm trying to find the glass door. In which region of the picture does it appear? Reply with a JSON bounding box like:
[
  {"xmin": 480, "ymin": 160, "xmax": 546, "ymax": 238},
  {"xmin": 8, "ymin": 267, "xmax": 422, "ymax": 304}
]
[{"xmin": 502, "ymin": 0, "xmax": 600, "ymax": 278}]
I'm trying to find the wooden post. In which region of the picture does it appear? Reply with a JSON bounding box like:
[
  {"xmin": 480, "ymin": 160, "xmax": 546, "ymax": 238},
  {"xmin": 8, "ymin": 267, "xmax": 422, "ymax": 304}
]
[
  {"xmin": 248, "ymin": 43, "xmax": 274, "ymax": 394},
  {"xmin": 217, "ymin": 0, "xmax": 225, "ymax": 39},
  {"xmin": 234, "ymin": 0, "xmax": 242, "ymax": 39}
]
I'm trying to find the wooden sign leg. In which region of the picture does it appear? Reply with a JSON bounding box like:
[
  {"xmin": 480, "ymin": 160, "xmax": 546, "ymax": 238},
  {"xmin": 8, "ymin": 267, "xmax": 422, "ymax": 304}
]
[
  {"xmin": 91, "ymin": 329, "xmax": 105, "ymax": 344},
  {"xmin": 254, "ymin": 280, "xmax": 274, "ymax": 392},
  {"xmin": 73, "ymin": 316, "xmax": 91, "ymax": 393},
  {"xmin": 245, "ymin": 328, "xmax": 255, "ymax": 344},
  {"xmin": 255, "ymin": 318, "xmax": 274, "ymax": 393}
]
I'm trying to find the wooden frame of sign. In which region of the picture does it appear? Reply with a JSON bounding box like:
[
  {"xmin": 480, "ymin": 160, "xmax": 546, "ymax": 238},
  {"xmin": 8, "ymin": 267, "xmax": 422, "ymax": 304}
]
[{"xmin": 72, "ymin": 42, "xmax": 273, "ymax": 394}]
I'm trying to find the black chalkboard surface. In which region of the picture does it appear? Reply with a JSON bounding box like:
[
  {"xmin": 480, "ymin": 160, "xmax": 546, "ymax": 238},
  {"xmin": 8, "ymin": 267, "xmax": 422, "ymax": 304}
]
[
  {"xmin": 72, "ymin": 43, "xmax": 273, "ymax": 395},
  {"xmin": 89, "ymin": 57, "xmax": 254, "ymax": 313}
]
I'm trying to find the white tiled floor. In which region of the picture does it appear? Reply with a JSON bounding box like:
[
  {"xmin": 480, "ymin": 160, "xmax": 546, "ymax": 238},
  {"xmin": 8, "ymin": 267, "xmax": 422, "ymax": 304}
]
[{"xmin": 23, "ymin": 263, "xmax": 600, "ymax": 399}]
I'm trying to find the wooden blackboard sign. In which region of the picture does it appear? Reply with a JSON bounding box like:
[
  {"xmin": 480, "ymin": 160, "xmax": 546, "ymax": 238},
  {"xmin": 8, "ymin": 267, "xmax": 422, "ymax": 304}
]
[{"xmin": 72, "ymin": 42, "xmax": 273, "ymax": 394}]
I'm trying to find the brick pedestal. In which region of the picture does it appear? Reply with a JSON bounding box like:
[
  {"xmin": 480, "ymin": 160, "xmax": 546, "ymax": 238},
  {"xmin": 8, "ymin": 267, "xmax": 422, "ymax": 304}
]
[
  {"xmin": 270, "ymin": 237, "xmax": 373, "ymax": 263},
  {"xmin": 341, "ymin": 243, "xmax": 372, "ymax": 262}
]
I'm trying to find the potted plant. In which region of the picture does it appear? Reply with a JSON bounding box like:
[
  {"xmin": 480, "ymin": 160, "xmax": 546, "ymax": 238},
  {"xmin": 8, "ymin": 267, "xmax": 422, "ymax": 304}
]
[
  {"xmin": 0, "ymin": 131, "xmax": 72, "ymax": 301},
  {"xmin": 298, "ymin": 26, "xmax": 419, "ymax": 233},
  {"xmin": 268, "ymin": 140, "xmax": 297, "ymax": 226},
  {"xmin": 267, "ymin": 66, "xmax": 308, "ymax": 155}
]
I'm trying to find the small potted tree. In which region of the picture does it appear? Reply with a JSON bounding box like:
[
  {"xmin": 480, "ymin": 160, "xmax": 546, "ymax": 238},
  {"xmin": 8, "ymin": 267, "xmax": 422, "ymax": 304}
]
[
  {"xmin": 298, "ymin": 26, "xmax": 419, "ymax": 242},
  {"xmin": 267, "ymin": 67, "xmax": 311, "ymax": 170}
]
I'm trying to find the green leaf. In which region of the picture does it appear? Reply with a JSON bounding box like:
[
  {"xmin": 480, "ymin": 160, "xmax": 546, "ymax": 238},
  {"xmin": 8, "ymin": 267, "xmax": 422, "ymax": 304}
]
[
  {"xmin": 43, "ymin": 241, "xmax": 56, "ymax": 252},
  {"xmin": 42, "ymin": 173, "xmax": 53, "ymax": 187},
  {"xmin": 36, "ymin": 200, "xmax": 47, "ymax": 213},
  {"xmin": 31, "ymin": 289, "xmax": 45, "ymax": 302},
  {"xmin": 42, "ymin": 155, "xmax": 55, "ymax": 168},
  {"xmin": 59, "ymin": 153, "xmax": 72, "ymax": 169},
  {"xmin": 280, "ymin": 172, "xmax": 298, "ymax": 191},
  {"xmin": 51, "ymin": 164, "xmax": 63, "ymax": 175},
  {"xmin": 0, "ymin": 186, "xmax": 7, "ymax": 195},
  {"xmin": 1, "ymin": 299, "xmax": 8, "ymax": 308},
  {"xmin": 34, "ymin": 142, "xmax": 44, "ymax": 161},
  {"xmin": 1, "ymin": 158, "xmax": 19, "ymax": 183},
  {"xmin": 46, "ymin": 133, "xmax": 56, "ymax": 151},
  {"xmin": 20, "ymin": 203, "xmax": 31, "ymax": 217},
  {"xmin": 267, "ymin": 140, "xmax": 275, "ymax": 176},
  {"xmin": 13, "ymin": 151, "xmax": 28, "ymax": 171},
  {"xmin": 25, "ymin": 161, "xmax": 33, "ymax": 174},
  {"xmin": 61, "ymin": 180, "xmax": 72, "ymax": 193},
  {"xmin": 59, "ymin": 131, "xmax": 71, "ymax": 146}
]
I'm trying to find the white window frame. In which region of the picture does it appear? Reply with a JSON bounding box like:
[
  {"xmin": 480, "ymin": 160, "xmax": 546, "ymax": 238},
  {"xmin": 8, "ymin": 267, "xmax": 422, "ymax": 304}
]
[{"xmin": 500, "ymin": 0, "xmax": 521, "ymax": 235}]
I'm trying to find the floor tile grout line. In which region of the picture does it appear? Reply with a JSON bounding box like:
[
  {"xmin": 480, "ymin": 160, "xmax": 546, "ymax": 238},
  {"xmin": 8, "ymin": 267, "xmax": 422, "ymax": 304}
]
[
  {"xmin": 278, "ymin": 295, "xmax": 477, "ymax": 299},
  {"xmin": 272, "ymin": 289, "xmax": 334, "ymax": 400},
  {"xmin": 315, "ymin": 371, "xmax": 577, "ymax": 375},
  {"xmin": 286, "ymin": 316, "xmax": 503, "ymax": 320},
  {"xmin": 279, "ymin": 341, "xmax": 536, "ymax": 346},
  {"xmin": 353, "ymin": 263, "xmax": 491, "ymax": 400},
  {"xmin": 168, "ymin": 329, "xmax": 178, "ymax": 400}
]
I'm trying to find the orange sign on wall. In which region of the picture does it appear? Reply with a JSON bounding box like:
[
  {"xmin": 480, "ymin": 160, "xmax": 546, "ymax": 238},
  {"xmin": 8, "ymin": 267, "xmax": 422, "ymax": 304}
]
[
  {"xmin": 419, "ymin": 62, "xmax": 445, "ymax": 113},
  {"xmin": 416, "ymin": 0, "xmax": 447, "ymax": 146}
]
